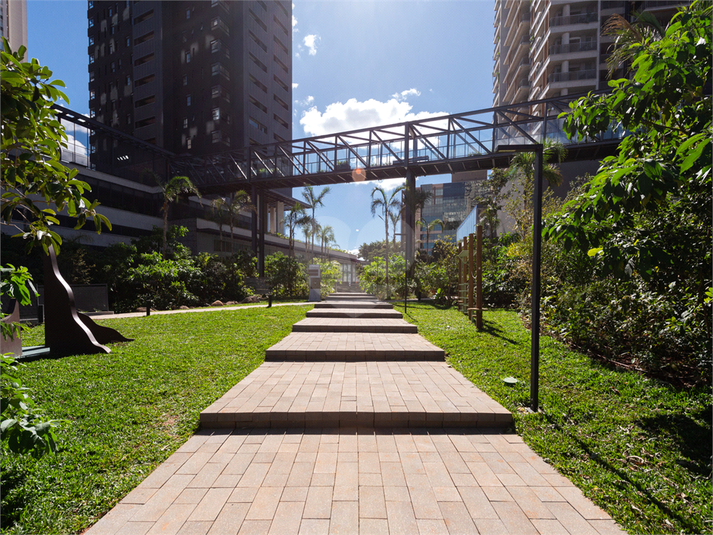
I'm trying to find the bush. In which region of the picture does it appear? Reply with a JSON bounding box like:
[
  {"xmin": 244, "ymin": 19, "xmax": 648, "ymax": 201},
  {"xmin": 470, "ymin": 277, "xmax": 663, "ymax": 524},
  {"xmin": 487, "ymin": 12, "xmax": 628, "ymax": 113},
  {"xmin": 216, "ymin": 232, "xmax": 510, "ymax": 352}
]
[{"xmin": 265, "ymin": 252, "xmax": 308, "ymax": 298}]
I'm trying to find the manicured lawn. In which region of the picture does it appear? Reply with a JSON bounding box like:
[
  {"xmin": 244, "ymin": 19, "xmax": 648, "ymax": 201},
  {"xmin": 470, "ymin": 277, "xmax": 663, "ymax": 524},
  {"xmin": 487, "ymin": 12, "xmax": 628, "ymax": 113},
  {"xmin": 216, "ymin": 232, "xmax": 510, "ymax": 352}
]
[
  {"xmin": 2, "ymin": 303, "xmax": 710, "ymax": 534},
  {"xmin": 395, "ymin": 303, "xmax": 712, "ymax": 535},
  {"xmin": 1, "ymin": 305, "xmax": 311, "ymax": 535}
]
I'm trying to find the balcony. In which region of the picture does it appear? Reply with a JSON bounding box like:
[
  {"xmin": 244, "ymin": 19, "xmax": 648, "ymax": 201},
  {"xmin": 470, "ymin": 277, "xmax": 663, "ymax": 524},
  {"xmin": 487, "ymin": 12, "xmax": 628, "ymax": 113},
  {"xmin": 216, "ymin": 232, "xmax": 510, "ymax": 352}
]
[
  {"xmin": 550, "ymin": 12, "xmax": 598, "ymax": 26},
  {"xmin": 547, "ymin": 69, "xmax": 596, "ymax": 83},
  {"xmin": 549, "ymin": 41, "xmax": 597, "ymax": 55}
]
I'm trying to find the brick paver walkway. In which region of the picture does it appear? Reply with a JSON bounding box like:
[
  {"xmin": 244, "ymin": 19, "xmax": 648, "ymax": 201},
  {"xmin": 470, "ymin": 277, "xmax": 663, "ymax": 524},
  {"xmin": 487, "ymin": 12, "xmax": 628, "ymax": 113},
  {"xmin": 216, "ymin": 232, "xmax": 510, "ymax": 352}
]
[{"xmin": 86, "ymin": 292, "xmax": 626, "ymax": 535}]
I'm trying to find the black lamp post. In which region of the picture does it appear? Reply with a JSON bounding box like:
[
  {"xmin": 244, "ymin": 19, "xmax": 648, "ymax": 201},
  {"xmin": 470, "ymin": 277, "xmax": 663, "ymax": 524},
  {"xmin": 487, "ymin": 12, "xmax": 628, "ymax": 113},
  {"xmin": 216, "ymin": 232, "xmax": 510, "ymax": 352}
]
[{"xmin": 495, "ymin": 143, "xmax": 543, "ymax": 412}]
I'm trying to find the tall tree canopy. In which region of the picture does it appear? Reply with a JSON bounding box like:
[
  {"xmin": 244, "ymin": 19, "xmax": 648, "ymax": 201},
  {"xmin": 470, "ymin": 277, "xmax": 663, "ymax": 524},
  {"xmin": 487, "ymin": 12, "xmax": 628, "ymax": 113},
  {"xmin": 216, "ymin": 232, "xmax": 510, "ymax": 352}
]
[{"xmin": 546, "ymin": 1, "xmax": 711, "ymax": 295}]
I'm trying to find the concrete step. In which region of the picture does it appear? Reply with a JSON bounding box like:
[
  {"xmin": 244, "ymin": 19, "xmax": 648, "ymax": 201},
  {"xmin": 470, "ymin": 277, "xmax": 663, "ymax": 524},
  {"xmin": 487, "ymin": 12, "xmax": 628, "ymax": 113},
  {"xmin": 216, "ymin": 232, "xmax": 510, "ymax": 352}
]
[
  {"xmin": 292, "ymin": 318, "xmax": 418, "ymax": 334},
  {"xmin": 200, "ymin": 361, "xmax": 512, "ymax": 430},
  {"xmin": 314, "ymin": 300, "xmax": 392, "ymax": 309},
  {"xmin": 306, "ymin": 308, "xmax": 403, "ymax": 319},
  {"xmin": 264, "ymin": 332, "xmax": 444, "ymax": 361}
]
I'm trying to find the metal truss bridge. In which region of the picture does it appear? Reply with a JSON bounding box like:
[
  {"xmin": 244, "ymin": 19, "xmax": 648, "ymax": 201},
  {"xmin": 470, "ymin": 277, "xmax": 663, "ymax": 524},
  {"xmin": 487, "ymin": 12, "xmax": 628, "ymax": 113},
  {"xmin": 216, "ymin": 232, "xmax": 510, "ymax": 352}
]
[
  {"xmin": 55, "ymin": 91, "xmax": 623, "ymax": 271},
  {"xmin": 167, "ymin": 91, "xmax": 622, "ymax": 194}
]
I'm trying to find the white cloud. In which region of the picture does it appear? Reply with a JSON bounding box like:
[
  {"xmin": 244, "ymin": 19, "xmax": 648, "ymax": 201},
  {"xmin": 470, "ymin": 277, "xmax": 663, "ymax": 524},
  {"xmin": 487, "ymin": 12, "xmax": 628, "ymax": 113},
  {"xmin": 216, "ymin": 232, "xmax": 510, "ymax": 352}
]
[
  {"xmin": 299, "ymin": 95, "xmax": 447, "ymax": 137},
  {"xmin": 292, "ymin": 83, "xmax": 299, "ymax": 89},
  {"xmin": 392, "ymin": 88, "xmax": 421, "ymax": 102},
  {"xmin": 292, "ymin": 3, "xmax": 297, "ymax": 30},
  {"xmin": 303, "ymin": 34, "xmax": 320, "ymax": 56}
]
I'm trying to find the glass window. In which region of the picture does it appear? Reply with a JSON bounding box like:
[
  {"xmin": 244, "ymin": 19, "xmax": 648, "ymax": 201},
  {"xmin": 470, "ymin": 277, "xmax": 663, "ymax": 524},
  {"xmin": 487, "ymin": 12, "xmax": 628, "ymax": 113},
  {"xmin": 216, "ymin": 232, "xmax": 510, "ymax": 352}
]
[
  {"xmin": 183, "ymin": 117, "xmax": 188, "ymax": 128},
  {"xmin": 210, "ymin": 39, "xmax": 220, "ymax": 53},
  {"xmin": 126, "ymin": 35, "xmax": 130, "ymax": 47},
  {"xmin": 111, "ymin": 62, "xmax": 116, "ymax": 72},
  {"xmin": 89, "ymin": 18, "xmax": 95, "ymax": 28},
  {"xmin": 211, "ymin": 85, "xmax": 221, "ymax": 98},
  {"xmin": 89, "ymin": 55, "xmax": 95, "ymax": 64},
  {"xmin": 125, "ymin": 74, "xmax": 131, "ymax": 86},
  {"xmin": 183, "ymin": 75, "xmax": 188, "ymax": 86},
  {"xmin": 211, "ymin": 63, "xmax": 219, "ymax": 76},
  {"xmin": 89, "ymin": 36, "xmax": 95, "ymax": 45},
  {"xmin": 212, "ymin": 108, "xmax": 220, "ymax": 120},
  {"xmin": 186, "ymin": 8, "xmax": 191, "ymax": 19},
  {"xmin": 187, "ymin": 138, "xmax": 192, "ymax": 149},
  {"xmin": 187, "ymin": 95, "xmax": 192, "ymax": 106},
  {"xmin": 186, "ymin": 51, "xmax": 191, "ymax": 63}
]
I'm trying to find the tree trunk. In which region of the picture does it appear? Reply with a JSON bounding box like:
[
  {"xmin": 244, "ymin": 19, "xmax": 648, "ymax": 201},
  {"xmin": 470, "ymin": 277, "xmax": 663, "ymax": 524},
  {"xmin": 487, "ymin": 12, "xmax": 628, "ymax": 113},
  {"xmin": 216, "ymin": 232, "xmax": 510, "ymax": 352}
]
[{"xmin": 162, "ymin": 202, "xmax": 169, "ymax": 258}]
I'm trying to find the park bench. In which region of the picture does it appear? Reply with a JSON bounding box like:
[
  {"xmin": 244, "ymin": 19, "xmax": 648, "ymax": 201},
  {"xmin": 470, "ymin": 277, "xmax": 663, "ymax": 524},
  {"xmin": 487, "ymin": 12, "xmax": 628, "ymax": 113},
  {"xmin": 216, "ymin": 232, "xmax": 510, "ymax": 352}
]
[{"xmin": 245, "ymin": 277, "xmax": 273, "ymax": 307}]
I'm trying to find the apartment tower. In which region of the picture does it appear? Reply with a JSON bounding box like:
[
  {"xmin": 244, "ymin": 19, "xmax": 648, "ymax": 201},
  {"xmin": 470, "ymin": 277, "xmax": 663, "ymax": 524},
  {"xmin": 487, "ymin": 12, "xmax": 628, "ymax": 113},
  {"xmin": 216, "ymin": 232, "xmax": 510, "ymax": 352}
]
[
  {"xmin": 0, "ymin": 0, "xmax": 27, "ymax": 53},
  {"xmin": 493, "ymin": 0, "xmax": 686, "ymax": 107},
  {"xmin": 87, "ymin": 0, "xmax": 292, "ymax": 171}
]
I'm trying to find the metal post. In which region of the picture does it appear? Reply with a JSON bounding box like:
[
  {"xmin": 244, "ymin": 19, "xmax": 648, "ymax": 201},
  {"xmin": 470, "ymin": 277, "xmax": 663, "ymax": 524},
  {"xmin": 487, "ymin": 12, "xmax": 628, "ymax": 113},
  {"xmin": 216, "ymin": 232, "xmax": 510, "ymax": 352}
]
[
  {"xmin": 476, "ymin": 225, "xmax": 483, "ymax": 331},
  {"xmin": 404, "ymin": 170, "xmax": 416, "ymax": 268},
  {"xmin": 251, "ymin": 185, "xmax": 258, "ymax": 257},
  {"xmin": 259, "ymin": 191, "xmax": 267, "ymax": 278},
  {"xmin": 530, "ymin": 145, "xmax": 543, "ymax": 412},
  {"xmin": 468, "ymin": 233, "xmax": 474, "ymax": 319}
]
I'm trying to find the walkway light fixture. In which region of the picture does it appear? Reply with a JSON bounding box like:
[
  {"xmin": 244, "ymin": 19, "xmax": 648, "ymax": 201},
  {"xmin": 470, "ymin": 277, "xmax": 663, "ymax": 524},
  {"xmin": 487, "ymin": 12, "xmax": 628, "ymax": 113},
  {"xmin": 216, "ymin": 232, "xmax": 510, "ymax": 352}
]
[{"xmin": 495, "ymin": 143, "xmax": 543, "ymax": 412}]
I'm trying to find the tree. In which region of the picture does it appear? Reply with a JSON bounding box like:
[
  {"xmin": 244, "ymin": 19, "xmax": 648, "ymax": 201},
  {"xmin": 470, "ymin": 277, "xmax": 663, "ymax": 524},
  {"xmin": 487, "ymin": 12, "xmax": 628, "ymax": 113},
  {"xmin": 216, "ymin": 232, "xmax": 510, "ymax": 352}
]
[
  {"xmin": 543, "ymin": 1, "xmax": 711, "ymax": 379},
  {"xmin": 318, "ymin": 225, "xmax": 336, "ymax": 259},
  {"xmin": 156, "ymin": 175, "xmax": 200, "ymax": 258},
  {"xmin": 546, "ymin": 0, "xmax": 711, "ymax": 290},
  {"xmin": 301, "ymin": 185, "xmax": 330, "ymax": 254},
  {"xmin": 388, "ymin": 206, "xmax": 402, "ymax": 247},
  {"xmin": 222, "ymin": 190, "xmax": 252, "ymax": 253},
  {"xmin": 210, "ymin": 197, "xmax": 228, "ymax": 251},
  {"xmin": 285, "ymin": 202, "xmax": 311, "ymax": 258},
  {"xmin": 1, "ymin": 40, "xmax": 111, "ymax": 458},
  {"xmin": 503, "ymin": 142, "xmax": 566, "ymax": 237},
  {"xmin": 1, "ymin": 40, "xmax": 111, "ymax": 253},
  {"xmin": 420, "ymin": 218, "xmax": 443, "ymax": 255},
  {"xmin": 370, "ymin": 184, "xmax": 404, "ymax": 297}
]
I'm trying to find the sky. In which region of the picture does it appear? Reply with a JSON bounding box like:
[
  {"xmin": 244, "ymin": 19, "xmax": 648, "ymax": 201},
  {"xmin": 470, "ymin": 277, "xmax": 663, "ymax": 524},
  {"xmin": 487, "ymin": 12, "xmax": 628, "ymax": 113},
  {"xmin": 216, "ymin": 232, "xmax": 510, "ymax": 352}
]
[{"xmin": 27, "ymin": 0, "xmax": 496, "ymax": 255}]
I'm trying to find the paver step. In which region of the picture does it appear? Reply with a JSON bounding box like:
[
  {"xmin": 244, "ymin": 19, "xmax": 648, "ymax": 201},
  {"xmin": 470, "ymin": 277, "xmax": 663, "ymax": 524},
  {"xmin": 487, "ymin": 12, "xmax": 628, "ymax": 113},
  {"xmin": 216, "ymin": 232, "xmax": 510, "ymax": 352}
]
[
  {"xmin": 200, "ymin": 361, "xmax": 512, "ymax": 429},
  {"xmin": 306, "ymin": 308, "xmax": 403, "ymax": 319},
  {"xmin": 325, "ymin": 294, "xmax": 376, "ymax": 301},
  {"xmin": 292, "ymin": 318, "xmax": 418, "ymax": 334},
  {"xmin": 314, "ymin": 300, "xmax": 392, "ymax": 309},
  {"xmin": 265, "ymin": 332, "xmax": 443, "ymax": 361}
]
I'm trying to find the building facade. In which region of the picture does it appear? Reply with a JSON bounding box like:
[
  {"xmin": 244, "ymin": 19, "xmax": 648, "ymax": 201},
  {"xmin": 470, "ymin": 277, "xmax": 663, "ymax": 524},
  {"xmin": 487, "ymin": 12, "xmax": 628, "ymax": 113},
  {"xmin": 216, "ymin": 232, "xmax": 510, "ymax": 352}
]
[
  {"xmin": 0, "ymin": 0, "xmax": 27, "ymax": 53},
  {"xmin": 78, "ymin": 1, "xmax": 297, "ymax": 258},
  {"xmin": 493, "ymin": 0, "xmax": 688, "ymax": 106},
  {"xmin": 87, "ymin": 0, "xmax": 292, "ymax": 160},
  {"xmin": 414, "ymin": 177, "xmax": 491, "ymax": 254}
]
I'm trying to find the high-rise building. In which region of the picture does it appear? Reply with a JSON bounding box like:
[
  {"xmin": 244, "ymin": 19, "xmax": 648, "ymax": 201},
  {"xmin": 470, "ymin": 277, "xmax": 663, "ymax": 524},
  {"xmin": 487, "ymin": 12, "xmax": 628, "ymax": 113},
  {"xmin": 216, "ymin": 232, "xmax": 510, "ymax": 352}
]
[
  {"xmin": 0, "ymin": 0, "xmax": 27, "ymax": 53},
  {"xmin": 87, "ymin": 0, "xmax": 292, "ymax": 168},
  {"xmin": 493, "ymin": 0, "xmax": 687, "ymax": 107}
]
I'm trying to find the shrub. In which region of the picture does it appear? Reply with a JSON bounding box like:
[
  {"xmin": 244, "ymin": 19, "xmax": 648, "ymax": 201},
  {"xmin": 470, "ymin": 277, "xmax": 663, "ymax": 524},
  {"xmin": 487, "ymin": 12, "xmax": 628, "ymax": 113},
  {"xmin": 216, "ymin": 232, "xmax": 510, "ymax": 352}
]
[{"xmin": 265, "ymin": 252, "xmax": 308, "ymax": 298}]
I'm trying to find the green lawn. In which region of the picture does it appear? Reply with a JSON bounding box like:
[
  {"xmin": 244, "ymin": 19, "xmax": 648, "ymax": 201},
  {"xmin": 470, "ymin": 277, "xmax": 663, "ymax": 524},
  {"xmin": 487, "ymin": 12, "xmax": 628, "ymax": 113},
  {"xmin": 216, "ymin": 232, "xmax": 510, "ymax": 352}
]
[
  {"xmin": 2, "ymin": 303, "xmax": 710, "ymax": 534},
  {"xmin": 395, "ymin": 303, "xmax": 712, "ymax": 535},
  {"xmin": 1, "ymin": 305, "xmax": 311, "ymax": 535}
]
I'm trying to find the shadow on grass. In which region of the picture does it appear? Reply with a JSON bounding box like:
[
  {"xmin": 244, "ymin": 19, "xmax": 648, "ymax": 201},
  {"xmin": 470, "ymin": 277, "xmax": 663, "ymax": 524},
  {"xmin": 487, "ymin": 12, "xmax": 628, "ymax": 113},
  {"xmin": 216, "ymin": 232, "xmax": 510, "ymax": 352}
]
[
  {"xmin": 636, "ymin": 407, "xmax": 713, "ymax": 478},
  {"xmin": 543, "ymin": 411, "xmax": 702, "ymax": 534},
  {"xmin": 480, "ymin": 318, "xmax": 520, "ymax": 346},
  {"xmin": 1, "ymin": 466, "xmax": 26, "ymax": 529}
]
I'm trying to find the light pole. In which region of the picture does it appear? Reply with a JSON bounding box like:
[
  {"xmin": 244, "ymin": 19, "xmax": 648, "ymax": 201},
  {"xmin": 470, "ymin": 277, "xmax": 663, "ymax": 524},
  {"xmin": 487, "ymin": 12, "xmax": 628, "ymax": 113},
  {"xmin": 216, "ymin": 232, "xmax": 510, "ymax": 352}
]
[{"xmin": 495, "ymin": 143, "xmax": 543, "ymax": 412}]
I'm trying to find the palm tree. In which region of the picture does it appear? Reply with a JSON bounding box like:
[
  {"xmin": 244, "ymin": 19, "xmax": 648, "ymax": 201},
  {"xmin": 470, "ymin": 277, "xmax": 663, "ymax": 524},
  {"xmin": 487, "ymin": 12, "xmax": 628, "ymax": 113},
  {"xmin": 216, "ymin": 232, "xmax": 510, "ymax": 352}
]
[
  {"xmin": 156, "ymin": 175, "xmax": 200, "ymax": 258},
  {"xmin": 402, "ymin": 187, "xmax": 432, "ymax": 258},
  {"xmin": 285, "ymin": 202, "xmax": 311, "ymax": 258},
  {"xmin": 420, "ymin": 218, "xmax": 443, "ymax": 255},
  {"xmin": 388, "ymin": 205, "xmax": 403, "ymax": 248},
  {"xmin": 506, "ymin": 142, "xmax": 566, "ymax": 236},
  {"xmin": 301, "ymin": 221, "xmax": 313, "ymax": 257},
  {"xmin": 371, "ymin": 184, "xmax": 405, "ymax": 298},
  {"xmin": 318, "ymin": 225, "xmax": 336, "ymax": 259},
  {"xmin": 301, "ymin": 185, "xmax": 331, "ymax": 254},
  {"xmin": 603, "ymin": 11, "xmax": 665, "ymax": 77},
  {"xmin": 210, "ymin": 197, "xmax": 227, "ymax": 252},
  {"xmin": 222, "ymin": 190, "xmax": 253, "ymax": 254}
]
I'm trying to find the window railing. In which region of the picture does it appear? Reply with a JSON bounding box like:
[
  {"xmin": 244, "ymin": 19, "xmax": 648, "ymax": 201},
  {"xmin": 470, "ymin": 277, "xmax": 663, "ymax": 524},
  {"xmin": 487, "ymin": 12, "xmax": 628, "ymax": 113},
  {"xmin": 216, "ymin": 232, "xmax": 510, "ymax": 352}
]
[
  {"xmin": 550, "ymin": 12, "xmax": 598, "ymax": 26},
  {"xmin": 547, "ymin": 69, "xmax": 596, "ymax": 83},
  {"xmin": 549, "ymin": 41, "xmax": 597, "ymax": 55}
]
